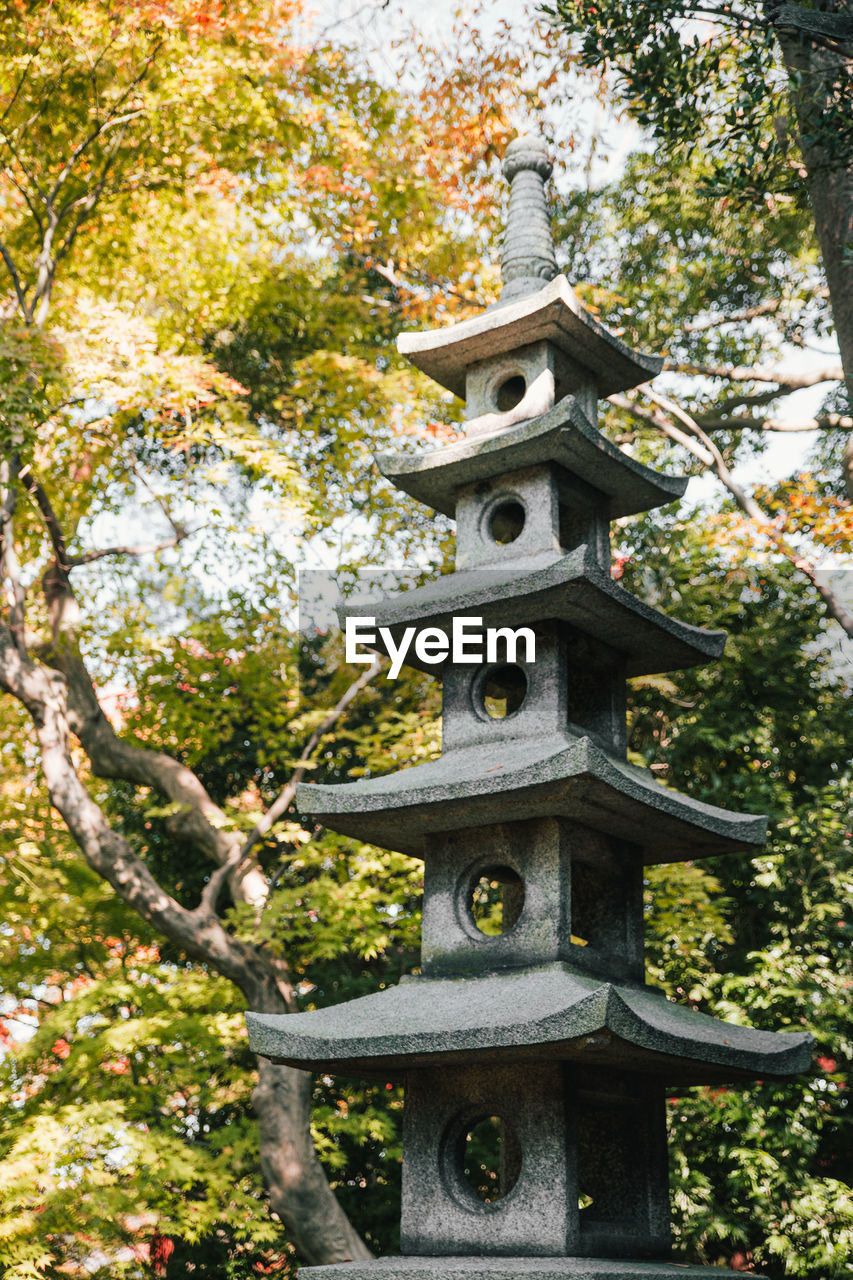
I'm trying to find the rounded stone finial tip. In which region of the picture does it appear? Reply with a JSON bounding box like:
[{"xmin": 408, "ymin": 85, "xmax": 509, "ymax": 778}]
[{"xmin": 502, "ymin": 133, "xmax": 553, "ymax": 182}]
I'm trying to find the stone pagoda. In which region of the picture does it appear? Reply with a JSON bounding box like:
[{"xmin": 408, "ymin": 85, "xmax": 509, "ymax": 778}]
[{"xmin": 247, "ymin": 135, "xmax": 812, "ymax": 1280}]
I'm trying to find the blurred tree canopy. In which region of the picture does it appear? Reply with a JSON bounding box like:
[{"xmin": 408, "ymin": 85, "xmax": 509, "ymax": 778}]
[{"xmin": 0, "ymin": 2, "xmax": 850, "ymax": 1278}]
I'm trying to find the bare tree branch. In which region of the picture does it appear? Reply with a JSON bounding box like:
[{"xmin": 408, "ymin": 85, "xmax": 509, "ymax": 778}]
[
  {"xmin": 613, "ymin": 386, "xmax": 853, "ymax": 639},
  {"xmin": 347, "ymin": 247, "xmax": 481, "ymax": 308},
  {"xmin": 19, "ymin": 466, "xmax": 69, "ymax": 566},
  {"xmin": 697, "ymin": 412, "xmax": 853, "ymax": 433},
  {"xmin": 203, "ymin": 656, "xmax": 386, "ymax": 915},
  {"xmin": 0, "ymin": 239, "xmax": 32, "ymax": 321},
  {"xmin": 670, "ymin": 360, "xmax": 845, "ymax": 388},
  {"xmin": 682, "ymin": 297, "xmax": 786, "ymax": 332},
  {"xmin": 608, "ymin": 393, "xmax": 715, "ymax": 462},
  {"xmin": 0, "ymin": 459, "xmax": 28, "ymax": 653},
  {"xmin": 67, "ymin": 531, "xmax": 190, "ymax": 566},
  {"xmin": 128, "ymin": 463, "xmax": 186, "ymax": 539}
]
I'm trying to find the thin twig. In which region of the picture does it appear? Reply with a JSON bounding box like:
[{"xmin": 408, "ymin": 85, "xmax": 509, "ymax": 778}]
[{"xmin": 200, "ymin": 656, "xmax": 385, "ymax": 916}]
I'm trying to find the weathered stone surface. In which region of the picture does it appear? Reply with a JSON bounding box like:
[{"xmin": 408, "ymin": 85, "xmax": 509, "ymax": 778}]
[
  {"xmin": 438, "ymin": 624, "xmax": 626, "ymax": 758},
  {"xmin": 245, "ymin": 961, "xmax": 812, "ymax": 1082},
  {"xmin": 402, "ymin": 1063, "xmax": 579, "ymax": 1256},
  {"xmin": 247, "ymin": 131, "xmax": 812, "ymax": 1274},
  {"xmin": 419, "ymin": 819, "xmax": 640, "ymax": 981},
  {"xmin": 338, "ymin": 547, "xmax": 725, "ymax": 678},
  {"xmin": 499, "ymin": 135, "xmax": 558, "ymax": 303},
  {"xmin": 295, "ymin": 732, "xmax": 767, "ymax": 861},
  {"xmin": 398, "ymin": 1062, "xmax": 671, "ymax": 1259},
  {"xmin": 420, "ymin": 820, "xmax": 644, "ymax": 984},
  {"xmin": 462, "ymin": 341, "xmax": 565, "ymax": 432},
  {"xmin": 397, "ymin": 274, "xmax": 663, "ymax": 401},
  {"xmin": 452, "ymin": 462, "xmax": 613, "ymax": 572},
  {"xmin": 377, "ymin": 396, "xmax": 686, "ymax": 520},
  {"xmin": 301, "ymin": 1261, "xmax": 764, "ymax": 1280}
]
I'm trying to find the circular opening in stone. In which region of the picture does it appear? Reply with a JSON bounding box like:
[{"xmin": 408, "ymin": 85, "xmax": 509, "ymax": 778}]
[
  {"xmin": 460, "ymin": 1114, "xmax": 522, "ymax": 1204},
  {"xmin": 469, "ymin": 864, "xmax": 525, "ymax": 935},
  {"xmin": 495, "ymin": 374, "xmax": 526, "ymax": 413},
  {"xmin": 488, "ymin": 499, "xmax": 526, "ymax": 545},
  {"xmin": 480, "ymin": 664, "xmax": 527, "ymax": 719}
]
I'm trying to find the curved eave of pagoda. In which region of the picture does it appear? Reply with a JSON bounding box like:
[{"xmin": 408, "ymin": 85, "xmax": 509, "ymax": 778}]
[
  {"xmin": 246, "ymin": 962, "xmax": 813, "ymax": 1085},
  {"xmin": 337, "ymin": 548, "xmax": 725, "ymax": 679},
  {"xmin": 377, "ymin": 396, "xmax": 687, "ymax": 520},
  {"xmin": 295, "ymin": 733, "xmax": 767, "ymax": 862},
  {"xmin": 397, "ymin": 275, "xmax": 663, "ymax": 399}
]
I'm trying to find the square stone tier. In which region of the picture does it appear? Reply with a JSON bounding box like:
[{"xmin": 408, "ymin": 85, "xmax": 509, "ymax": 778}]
[
  {"xmin": 398, "ymin": 275, "xmax": 663, "ymax": 400},
  {"xmin": 299, "ymin": 1259, "xmax": 768, "ymax": 1280},
  {"xmin": 246, "ymin": 961, "xmax": 812, "ymax": 1085},
  {"xmin": 295, "ymin": 734, "xmax": 767, "ymax": 861},
  {"xmin": 377, "ymin": 397, "xmax": 686, "ymax": 521},
  {"xmin": 338, "ymin": 548, "xmax": 724, "ymax": 680}
]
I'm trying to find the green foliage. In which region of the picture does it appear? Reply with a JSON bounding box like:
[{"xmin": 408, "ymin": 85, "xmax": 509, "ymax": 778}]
[
  {"xmin": 545, "ymin": 0, "xmax": 850, "ymax": 204},
  {"xmin": 0, "ymin": 784, "xmax": 277, "ymax": 1276},
  {"xmin": 627, "ymin": 511, "xmax": 852, "ymax": 1278}
]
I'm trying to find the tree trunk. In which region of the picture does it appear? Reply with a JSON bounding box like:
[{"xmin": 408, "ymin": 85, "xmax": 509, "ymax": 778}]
[
  {"xmin": 255, "ymin": 1060, "xmax": 374, "ymax": 1265},
  {"xmin": 771, "ymin": 1, "xmax": 853, "ymax": 493},
  {"xmin": 0, "ymin": 621, "xmax": 372, "ymax": 1265}
]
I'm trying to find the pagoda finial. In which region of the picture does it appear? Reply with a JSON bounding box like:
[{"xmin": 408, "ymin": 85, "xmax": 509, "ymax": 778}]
[{"xmin": 499, "ymin": 133, "xmax": 558, "ymax": 302}]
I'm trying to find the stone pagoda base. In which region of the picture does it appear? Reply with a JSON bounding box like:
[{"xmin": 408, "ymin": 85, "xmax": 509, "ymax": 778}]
[{"xmin": 303, "ymin": 1259, "xmax": 765, "ymax": 1280}]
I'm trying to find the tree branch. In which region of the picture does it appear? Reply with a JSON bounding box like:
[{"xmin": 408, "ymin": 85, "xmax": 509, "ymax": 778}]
[
  {"xmin": 697, "ymin": 412, "xmax": 853, "ymax": 433},
  {"xmin": 0, "ymin": 459, "xmax": 28, "ymax": 653},
  {"xmin": 16, "ymin": 467, "xmax": 268, "ymax": 909},
  {"xmin": 767, "ymin": 2, "xmax": 853, "ymax": 46},
  {"xmin": 682, "ymin": 297, "xmax": 785, "ymax": 332},
  {"xmin": 614, "ymin": 386, "xmax": 853, "ymax": 639},
  {"xmin": 45, "ymin": 51, "xmax": 159, "ymax": 208},
  {"xmin": 23, "ymin": 467, "xmax": 384, "ymax": 924},
  {"xmin": 245, "ymin": 655, "xmax": 385, "ymax": 855},
  {"xmin": 0, "ymin": 30, "xmax": 45, "ymax": 125},
  {"xmin": 67, "ymin": 531, "xmax": 190, "ymax": 566},
  {"xmin": 0, "ymin": 618, "xmax": 291, "ymax": 1007},
  {"xmin": 19, "ymin": 466, "xmax": 70, "ymax": 567},
  {"xmin": 202, "ymin": 656, "xmax": 385, "ymax": 915},
  {"xmin": 670, "ymin": 360, "xmax": 845, "ymax": 388},
  {"xmin": 608, "ymin": 393, "xmax": 715, "ymax": 462},
  {"xmin": 2, "ymin": 165, "xmax": 46, "ymax": 239},
  {"xmin": 347, "ymin": 247, "xmax": 482, "ymax": 308},
  {"xmin": 0, "ymin": 238, "xmax": 33, "ymax": 322}
]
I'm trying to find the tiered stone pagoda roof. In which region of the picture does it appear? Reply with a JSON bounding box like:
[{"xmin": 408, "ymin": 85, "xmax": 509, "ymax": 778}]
[
  {"xmin": 249, "ymin": 961, "xmax": 808, "ymax": 1084},
  {"xmin": 247, "ymin": 131, "xmax": 812, "ymax": 1280},
  {"xmin": 397, "ymin": 274, "xmax": 662, "ymax": 401},
  {"xmin": 286, "ymin": 733, "xmax": 767, "ymax": 862},
  {"xmin": 376, "ymin": 397, "xmax": 686, "ymax": 519}
]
